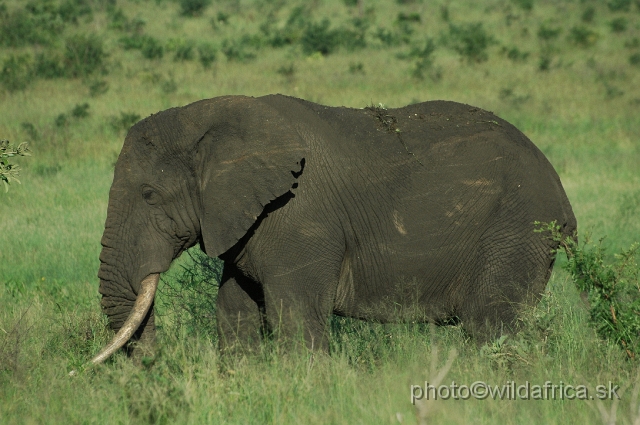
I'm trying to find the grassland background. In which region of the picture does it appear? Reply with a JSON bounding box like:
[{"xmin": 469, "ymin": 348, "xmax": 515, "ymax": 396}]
[{"xmin": 1, "ymin": 0, "xmax": 639, "ymax": 423}]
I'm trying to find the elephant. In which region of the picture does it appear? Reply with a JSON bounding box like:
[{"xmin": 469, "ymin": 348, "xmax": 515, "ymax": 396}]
[{"xmin": 92, "ymin": 94, "xmax": 576, "ymax": 364}]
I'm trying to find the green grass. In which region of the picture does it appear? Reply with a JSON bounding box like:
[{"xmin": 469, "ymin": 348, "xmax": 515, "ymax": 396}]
[{"xmin": 1, "ymin": 0, "xmax": 640, "ymax": 423}]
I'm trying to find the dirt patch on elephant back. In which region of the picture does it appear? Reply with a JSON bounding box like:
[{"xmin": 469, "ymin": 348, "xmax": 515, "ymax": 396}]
[{"xmin": 365, "ymin": 103, "xmax": 399, "ymax": 133}]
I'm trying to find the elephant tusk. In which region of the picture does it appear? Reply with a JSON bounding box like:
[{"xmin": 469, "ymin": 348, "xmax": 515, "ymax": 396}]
[{"xmin": 90, "ymin": 273, "xmax": 159, "ymax": 366}]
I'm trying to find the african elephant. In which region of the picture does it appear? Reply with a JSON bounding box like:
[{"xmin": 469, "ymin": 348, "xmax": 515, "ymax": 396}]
[{"xmin": 92, "ymin": 94, "xmax": 576, "ymax": 364}]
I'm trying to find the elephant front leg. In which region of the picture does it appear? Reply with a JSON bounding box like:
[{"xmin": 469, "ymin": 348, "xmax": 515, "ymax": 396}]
[
  {"xmin": 216, "ymin": 267, "xmax": 265, "ymax": 355},
  {"xmin": 263, "ymin": 277, "xmax": 336, "ymax": 353}
]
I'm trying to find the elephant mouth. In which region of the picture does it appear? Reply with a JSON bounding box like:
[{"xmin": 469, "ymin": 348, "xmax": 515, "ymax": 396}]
[{"xmin": 90, "ymin": 273, "xmax": 159, "ymax": 365}]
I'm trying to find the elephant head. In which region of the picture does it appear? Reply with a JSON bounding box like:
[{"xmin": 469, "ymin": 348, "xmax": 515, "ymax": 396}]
[{"xmin": 93, "ymin": 95, "xmax": 306, "ymax": 364}]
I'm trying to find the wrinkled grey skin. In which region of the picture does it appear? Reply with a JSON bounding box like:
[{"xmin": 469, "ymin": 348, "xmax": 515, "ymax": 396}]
[{"xmin": 98, "ymin": 94, "xmax": 576, "ymax": 354}]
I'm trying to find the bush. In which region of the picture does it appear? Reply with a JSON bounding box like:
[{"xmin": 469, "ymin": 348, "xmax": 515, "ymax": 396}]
[
  {"xmin": 0, "ymin": 139, "xmax": 31, "ymax": 192},
  {"xmin": 397, "ymin": 38, "xmax": 437, "ymax": 79},
  {"xmin": 261, "ymin": 6, "xmax": 310, "ymax": 48},
  {"xmin": 179, "ymin": 0, "xmax": 211, "ymax": 17},
  {"xmin": 511, "ymin": 0, "xmax": 533, "ymax": 11},
  {"xmin": 581, "ymin": 7, "xmax": 595, "ymax": 23},
  {"xmin": 88, "ymin": 79, "xmax": 109, "ymax": 96},
  {"xmin": 610, "ymin": 18, "xmax": 627, "ymax": 33},
  {"xmin": 447, "ymin": 22, "xmax": 494, "ymax": 63},
  {"xmin": 71, "ymin": 103, "xmax": 90, "ymax": 119},
  {"xmin": 630, "ymin": 53, "xmax": 640, "ymax": 66},
  {"xmin": 197, "ymin": 43, "xmax": 217, "ymax": 68},
  {"xmin": 158, "ymin": 249, "xmax": 223, "ymax": 338},
  {"xmin": 301, "ymin": 19, "xmax": 338, "ymax": 55},
  {"xmin": 141, "ymin": 37, "xmax": 164, "ymax": 59},
  {"xmin": 537, "ymin": 24, "xmax": 561, "ymax": 41},
  {"xmin": 334, "ymin": 18, "xmax": 369, "ymax": 51},
  {"xmin": 64, "ymin": 34, "xmax": 107, "ymax": 77},
  {"xmin": 607, "ymin": 0, "xmax": 631, "ymax": 12},
  {"xmin": 504, "ymin": 47, "xmax": 529, "ymax": 61},
  {"xmin": 374, "ymin": 27, "xmax": 403, "ymax": 46},
  {"xmin": 538, "ymin": 53, "xmax": 552, "ymax": 71},
  {"xmin": 58, "ymin": 0, "xmax": 93, "ymax": 24},
  {"xmin": 538, "ymin": 222, "xmax": 640, "ymax": 360},
  {"xmin": 221, "ymin": 38, "xmax": 257, "ymax": 62},
  {"xmin": 120, "ymin": 35, "xmax": 164, "ymax": 59},
  {"xmin": 0, "ymin": 5, "xmax": 64, "ymax": 47},
  {"xmin": 173, "ymin": 40, "xmax": 195, "ymax": 61},
  {"xmin": 568, "ymin": 26, "xmax": 598, "ymax": 47},
  {"xmin": 34, "ymin": 52, "xmax": 65, "ymax": 79},
  {"xmin": 397, "ymin": 12, "xmax": 420, "ymax": 23},
  {"xmin": 110, "ymin": 112, "xmax": 141, "ymax": 133},
  {"xmin": 0, "ymin": 55, "xmax": 33, "ymax": 92},
  {"xmin": 108, "ymin": 7, "xmax": 145, "ymax": 32}
]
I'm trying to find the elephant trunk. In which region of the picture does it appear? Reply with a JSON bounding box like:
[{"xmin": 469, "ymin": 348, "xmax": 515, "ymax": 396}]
[{"xmin": 91, "ymin": 273, "xmax": 159, "ymax": 365}]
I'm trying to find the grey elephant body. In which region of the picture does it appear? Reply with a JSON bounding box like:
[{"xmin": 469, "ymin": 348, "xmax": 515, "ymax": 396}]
[{"xmin": 98, "ymin": 94, "xmax": 576, "ymax": 354}]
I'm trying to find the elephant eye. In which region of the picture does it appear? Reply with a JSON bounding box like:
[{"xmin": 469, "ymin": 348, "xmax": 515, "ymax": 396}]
[{"xmin": 142, "ymin": 187, "xmax": 161, "ymax": 205}]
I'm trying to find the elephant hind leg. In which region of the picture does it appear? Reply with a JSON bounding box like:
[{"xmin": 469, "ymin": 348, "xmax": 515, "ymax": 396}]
[
  {"xmin": 458, "ymin": 232, "xmax": 551, "ymax": 343},
  {"xmin": 216, "ymin": 266, "xmax": 265, "ymax": 355}
]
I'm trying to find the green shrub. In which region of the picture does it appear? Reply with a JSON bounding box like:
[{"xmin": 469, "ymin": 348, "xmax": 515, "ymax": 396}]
[
  {"xmin": 71, "ymin": 103, "xmax": 90, "ymax": 119},
  {"xmin": 568, "ymin": 25, "xmax": 598, "ymax": 47},
  {"xmin": 109, "ymin": 112, "xmax": 141, "ymax": 133},
  {"xmin": 0, "ymin": 6, "xmax": 64, "ymax": 47},
  {"xmin": 511, "ymin": 0, "xmax": 533, "ymax": 11},
  {"xmin": 447, "ymin": 22, "xmax": 494, "ymax": 63},
  {"xmin": 610, "ymin": 18, "xmax": 627, "ymax": 33},
  {"xmin": 504, "ymin": 46, "xmax": 529, "ymax": 61},
  {"xmin": 107, "ymin": 7, "xmax": 128, "ymax": 30},
  {"xmin": 179, "ymin": 0, "xmax": 211, "ymax": 17},
  {"xmin": 373, "ymin": 27, "xmax": 403, "ymax": 46},
  {"xmin": 197, "ymin": 43, "xmax": 217, "ymax": 68},
  {"xmin": 607, "ymin": 0, "xmax": 631, "ymax": 12},
  {"xmin": 625, "ymin": 38, "xmax": 640, "ymax": 48},
  {"xmin": 397, "ymin": 38, "xmax": 437, "ymax": 79},
  {"xmin": 301, "ymin": 19, "xmax": 338, "ymax": 55},
  {"xmin": 88, "ymin": 79, "xmax": 109, "ymax": 96},
  {"xmin": 64, "ymin": 34, "xmax": 107, "ymax": 77},
  {"xmin": 173, "ymin": 40, "xmax": 195, "ymax": 61},
  {"xmin": 120, "ymin": 34, "xmax": 164, "ymax": 59},
  {"xmin": 20, "ymin": 123, "xmax": 39, "ymax": 142},
  {"xmin": 261, "ymin": 6, "xmax": 309, "ymax": 48},
  {"xmin": 161, "ymin": 76, "xmax": 177, "ymax": 94},
  {"xmin": 537, "ymin": 24, "xmax": 561, "ymax": 41},
  {"xmin": 34, "ymin": 52, "xmax": 66, "ymax": 79},
  {"xmin": 630, "ymin": 53, "xmax": 640, "ymax": 66},
  {"xmin": 397, "ymin": 12, "xmax": 420, "ymax": 23},
  {"xmin": 141, "ymin": 37, "xmax": 164, "ymax": 59},
  {"xmin": 216, "ymin": 11, "xmax": 229, "ymax": 25},
  {"xmin": 221, "ymin": 38, "xmax": 257, "ymax": 62},
  {"xmin": 158, "ymin": 249, "xmax": 222, "ymax": 338},
  {"xmin": 538, "ymin": 53, "xmax": 552, "ymax": 71},
  {"xmin": 0, "ymin": 139, "xmax": 30, "ymax": 192},
  {"xmin": 538, "ymin": 222, "xmax": 640, "ymax": 360},
  {"xmin": 277, "ymin": 63, "xmax": 296, "ymax": 77},
  {"xmin": 0, "ymin": 54, "xmax": 33, "ymax": 92},
  {"xmin": 58, "ymin": 0, "xmax": 93, "ymax": 24},
  {"xmin": 348, "ymin": 62, "xmax": 364, "ymax": 74},
  {"xmin": 55, "ymin": 113, "xmax": 69, "ymax": 128},
  {"xmin": 581, "ymin": 7, "xmax": 595, "ymax": 23}
]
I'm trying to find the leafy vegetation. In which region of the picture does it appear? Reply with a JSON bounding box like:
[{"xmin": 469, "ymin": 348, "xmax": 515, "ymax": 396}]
[
  {"xmin": 0, "ymin": 139, "xmax": 30, "ymax": 191},
  {"xmin": 537, "ymin": 222, "xmax": 640, "ymax": 360}
]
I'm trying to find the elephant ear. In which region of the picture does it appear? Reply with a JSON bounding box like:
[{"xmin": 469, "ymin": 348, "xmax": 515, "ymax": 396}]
[{"xmin": 187, "ymin": 96, "xmax": 306, "ymax": 258}]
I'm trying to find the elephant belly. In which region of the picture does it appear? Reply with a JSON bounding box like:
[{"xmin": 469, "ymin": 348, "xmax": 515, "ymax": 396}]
[{"xmin": 334, "ymin": 225, "xmax": 466, "ymax": 323}]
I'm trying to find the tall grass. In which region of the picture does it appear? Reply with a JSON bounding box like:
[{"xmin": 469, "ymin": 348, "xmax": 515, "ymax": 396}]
[{"xmin": 1, "ymin": 0, "xmax": 640, "ymax": 423}]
